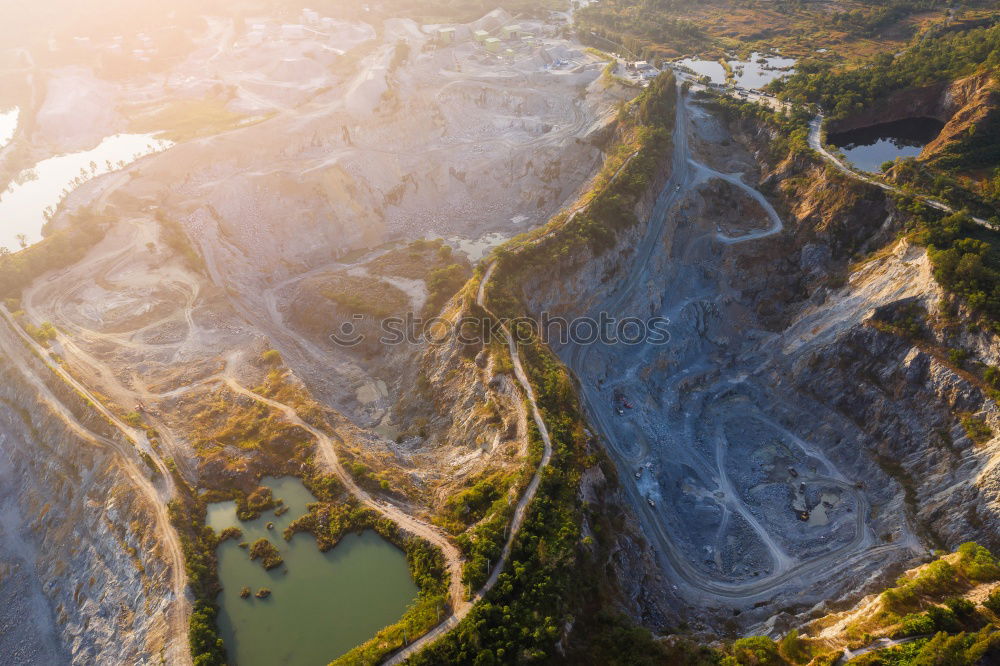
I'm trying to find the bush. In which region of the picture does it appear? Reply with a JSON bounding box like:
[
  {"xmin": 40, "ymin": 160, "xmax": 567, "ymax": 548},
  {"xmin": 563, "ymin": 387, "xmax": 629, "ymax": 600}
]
[
  {"xmin": 26, "ymin": 321, "xmax": 57, "ymax": 344},
  {"xmin": 948, "ymin": 348, "xmax": 969, "ymax": 366},
  {"xmin": 911, "ymin": 630, "xmax": 987, "ymax": 665},
  {"xmin": 960, "ymin": 415, "xmax": 993, "ymax": 445},
  {"xmin": 189, "ymin": 601, "xmax": 226, "ymax": 666},
  {"xmin": 982, "ymin": 587, "xmax": 1000, "ymax": 615},
  {"xmin": 778, "ymin": 629, "xmax": 812, "ymax": 664},
  {"xmin": 957, "ymin": 542, "xmax": 1000, "ymax": 581},
  {"xmin": 926, "ymin": 605, "xmax": 961, "ymax": 633},
  {"xmin": 899, "ymin": 612, "xmax": 936, "ymax": 637},
  {"xmin": 945, "ymin": 597, "xmax": 977, "ymax": 619},
  {"xmin": 424, "ymin": 263, "xmax": 471, "ymax": 317},
  {"xmin": 236, "ymin": 486, "xmax": 277, "ymax": 520},
  {"xmin": 248, "ymin": 538, "xmax": 283, "ymax": 570},
  {"xmin": 724, "ymin": 636, "xmax": 784, "ymax": 666},
  {"xmin": 261, "ymin": 349, "xmax": 282, "ymax": 366},
  {"xmin": 882, "ymin": 558, "xmax": 960, "ymax": 613},
  {"xmin": 218, "ymin": 527, "xmax": 242, "ymax": 542},
  {"xmin": 985, "ymin": 366, "xmax": 1000, "ymax": 389}
]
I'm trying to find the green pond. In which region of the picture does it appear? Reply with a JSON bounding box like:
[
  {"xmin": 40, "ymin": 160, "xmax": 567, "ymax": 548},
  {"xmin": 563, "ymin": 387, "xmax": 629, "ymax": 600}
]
[{"xmin": 207, "ymin": 477, "xmax": 419, "ymax": 665}]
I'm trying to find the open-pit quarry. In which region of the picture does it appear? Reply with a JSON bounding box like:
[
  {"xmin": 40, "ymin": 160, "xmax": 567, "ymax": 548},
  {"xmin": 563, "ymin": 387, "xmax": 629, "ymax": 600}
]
[
  {"xmin": 553, "ymin": 91, "xmax": 919, "ymax": 623},
  {"xmin": 0, "ymin": 4, "xmax": 641, "ymax": 663},
  {"xmin": 518, "ymin": 80, "xmax": 1000, "ymax": 637}
]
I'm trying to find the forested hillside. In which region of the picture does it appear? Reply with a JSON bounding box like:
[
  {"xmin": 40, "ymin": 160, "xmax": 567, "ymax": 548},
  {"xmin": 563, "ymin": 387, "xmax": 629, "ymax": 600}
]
[{"xmin": 772, "ymin": 22, "xmax": 1000, "ymax": 117}]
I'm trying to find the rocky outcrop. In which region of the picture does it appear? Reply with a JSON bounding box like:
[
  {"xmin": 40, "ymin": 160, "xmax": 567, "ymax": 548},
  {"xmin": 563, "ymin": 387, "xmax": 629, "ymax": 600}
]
[{"xmin": 924, "ymin": 71, "xmax": 996, "ymax": 146}]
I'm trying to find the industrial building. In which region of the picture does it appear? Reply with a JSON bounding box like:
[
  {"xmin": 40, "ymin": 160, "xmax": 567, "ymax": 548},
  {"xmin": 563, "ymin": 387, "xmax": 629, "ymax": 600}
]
[
  {"xmin": 484, "ymin": 37, "xmax": 501, "ymax": 53},
  {"xmin": 438, "ymin": 27, "xmax": 456, "ymax": 44},
  {"xmin": 473, "ymin": 29, "xmax": 490, "ymax": 43},
  {"xmin": 501, "ymin": 24, "xmax": 522, "ymax": 40}
]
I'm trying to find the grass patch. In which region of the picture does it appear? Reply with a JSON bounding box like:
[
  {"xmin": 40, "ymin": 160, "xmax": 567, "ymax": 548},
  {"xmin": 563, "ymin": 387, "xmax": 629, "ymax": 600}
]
[
  {"xmin": 124, "ymin": 97, "xmax": 265, "ymax": 142},
  {"xmin": 0, "ymin": 207, "xmax": 109, "ymax": 298},
  {"xmin": 314, "ymin": 272, "xmax": 409, "ymax": 318},
  {"xmin": 960, "ymin": 413, "xmax": 993, "ymax": 445}
]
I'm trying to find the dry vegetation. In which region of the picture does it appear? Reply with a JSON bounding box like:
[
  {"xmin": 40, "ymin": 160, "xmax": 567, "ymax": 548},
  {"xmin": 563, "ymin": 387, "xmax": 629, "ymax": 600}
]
[
  {"xmin": 123, "ymin": 97, "xmax": 264, "ymax": 142},
  {"xmin": 307, "ymin": 272, "xmax": 410, "ymax": 318},
  {"xmin": 367, "ymin": 238, "xmax": 462, "ymax": 280},
  {"xmin": 580, "ymin": 0, "xmax": 998, "ymax": 63},
  {"xmin": 185, "ymin": 385, "xmax": 315, "ymax": 484}
]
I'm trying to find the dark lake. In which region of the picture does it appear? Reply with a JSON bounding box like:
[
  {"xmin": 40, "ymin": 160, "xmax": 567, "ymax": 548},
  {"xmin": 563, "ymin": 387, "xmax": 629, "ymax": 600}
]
[{"xmin": 828, "ymin": 117, "xmax": 945, "ymax": 172}]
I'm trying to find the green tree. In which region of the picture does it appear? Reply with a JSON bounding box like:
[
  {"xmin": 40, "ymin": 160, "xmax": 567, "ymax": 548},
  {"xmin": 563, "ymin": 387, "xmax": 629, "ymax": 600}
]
[
  {"xmin": 725, "ymin": 636, "xmax": 785, "ymax": 666},
  {"xmin": 778, "ymin": 629, "xmax": 811, "ymax": 664}
]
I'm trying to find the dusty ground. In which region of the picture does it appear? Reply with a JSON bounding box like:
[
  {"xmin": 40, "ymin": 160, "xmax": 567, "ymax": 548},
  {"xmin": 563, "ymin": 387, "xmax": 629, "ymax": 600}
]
[{"xmin": 9, "ymin": 4, "xmax": 633, "ymax": 434}]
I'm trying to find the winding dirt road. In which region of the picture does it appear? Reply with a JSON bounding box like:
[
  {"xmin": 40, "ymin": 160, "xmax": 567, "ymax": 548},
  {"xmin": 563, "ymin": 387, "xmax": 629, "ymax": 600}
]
[{"xmin": 219, "ymin": 364, "xmax": 470, "ymax": 618}]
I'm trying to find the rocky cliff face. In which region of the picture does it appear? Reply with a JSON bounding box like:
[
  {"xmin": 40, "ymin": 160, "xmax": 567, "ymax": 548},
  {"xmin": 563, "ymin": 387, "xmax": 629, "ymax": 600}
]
[
  {"xmin": 922, "ymin": 71, "xmax": 998, "ymax": 156},
  {"xmin": 0, "ymin": 345, "xmax": 185, "ymax": 664},
  {"xmin": 720, "ymin": 107, "xmax": 1000, "ymax": 629},
  {"xmin": 733, "ymin": 113, "xmax": 1000, "ymax": 556}
]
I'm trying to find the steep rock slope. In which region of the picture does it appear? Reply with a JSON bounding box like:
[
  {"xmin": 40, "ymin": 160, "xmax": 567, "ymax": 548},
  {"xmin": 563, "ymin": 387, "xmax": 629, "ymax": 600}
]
[{"xmin": 0, "ymin": 349, "xmax": 185, "ymax": 664}]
